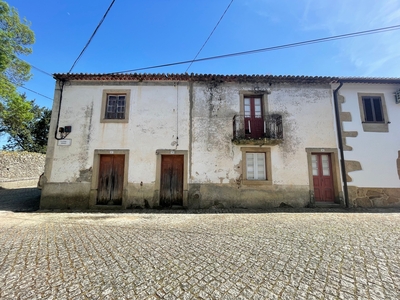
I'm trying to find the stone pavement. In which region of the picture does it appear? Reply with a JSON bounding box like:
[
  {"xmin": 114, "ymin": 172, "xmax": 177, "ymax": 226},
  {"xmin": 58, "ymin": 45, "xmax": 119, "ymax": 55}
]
[{"xmin": 0, "ymin": 209, "xmax": 399, "ymax": 299}]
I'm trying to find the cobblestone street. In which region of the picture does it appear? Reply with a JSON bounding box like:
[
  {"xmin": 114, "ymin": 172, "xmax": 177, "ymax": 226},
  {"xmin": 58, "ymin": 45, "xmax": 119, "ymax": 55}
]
[{"xmin": 0, "ymin": 209, "xmax": 399, "ymax": 299}]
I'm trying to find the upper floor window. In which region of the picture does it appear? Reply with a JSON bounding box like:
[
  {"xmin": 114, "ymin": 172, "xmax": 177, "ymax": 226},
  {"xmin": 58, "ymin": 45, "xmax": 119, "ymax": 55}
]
[
  {"xmin": 357, "ymin": 93, "xmax": 388, "ymax": 132},
  {"xmin": 101, "ymin": 89, "xmax": 130, "ymax": 123},
  {"xmin": 106, "ymin": 94, "xmax": 126, "ymax": 119},
  {"xmin": 361, "ymin": 96, "xmax": 384, "ymax": 123}
]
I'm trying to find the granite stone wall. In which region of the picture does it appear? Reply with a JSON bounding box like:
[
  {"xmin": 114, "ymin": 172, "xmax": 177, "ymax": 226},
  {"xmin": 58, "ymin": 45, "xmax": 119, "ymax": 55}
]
[{"xmin": 0, "ymin": 151, "xmax": 45, "ymax": 188}]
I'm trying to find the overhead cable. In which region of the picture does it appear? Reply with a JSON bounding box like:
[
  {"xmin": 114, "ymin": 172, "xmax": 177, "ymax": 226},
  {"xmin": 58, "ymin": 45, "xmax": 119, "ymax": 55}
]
[
  {"xmin": 110, "ymin": 24, "xmax": 400, "ymax": 74},
  {"xmin": 68, "ymin": 0, "xmax": 116, "ymax": 73},
  {"xmin": 30, "ymin": 64, "xmax": 53, "ymax": 77},
  {"xmin": 20, "ymin": 86, "xmax": 53, "ymax": 100},
  {"xmin": 185, "ymin": 0, "xmax": 234, "ymax": 73},
  {"xmin": 2, "ymin": 76, "xmax": 53, "ymax": 100}
]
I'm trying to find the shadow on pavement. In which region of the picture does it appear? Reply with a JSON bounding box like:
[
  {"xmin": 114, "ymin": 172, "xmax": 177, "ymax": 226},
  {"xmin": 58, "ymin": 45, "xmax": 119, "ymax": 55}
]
[{"xmin": 0, "ymin": 187, "xmax": 40, "ymax": 212}]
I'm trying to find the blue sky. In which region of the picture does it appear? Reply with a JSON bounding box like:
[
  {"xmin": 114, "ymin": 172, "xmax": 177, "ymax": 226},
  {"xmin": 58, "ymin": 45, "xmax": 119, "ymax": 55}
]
[{"xmin": 3, "ymin": 0, "xmax": 400, "ymax": 131}]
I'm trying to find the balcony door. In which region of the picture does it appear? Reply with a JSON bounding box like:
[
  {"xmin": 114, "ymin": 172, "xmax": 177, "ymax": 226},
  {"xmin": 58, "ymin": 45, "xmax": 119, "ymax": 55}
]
[{"xmin": 244, "ymin": 97, "xmax": 264, "ymax": 139}]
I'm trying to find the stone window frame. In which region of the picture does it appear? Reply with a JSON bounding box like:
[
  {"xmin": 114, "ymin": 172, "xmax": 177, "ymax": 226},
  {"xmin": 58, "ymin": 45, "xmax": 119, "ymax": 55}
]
[
  {"xmin": 100, "ymin": 89, "xmax": 131, "ymax": 123},
  {"xmin": 357, "ymin": 93, "xmax": 389, "ymax": 132},
  {"xmin": 239, "ymin": 90, "xmax": 269, "ymax": 117},
  {"xmin": 241, "ymin": 147, "xmax": 272, "ymax": 185}
]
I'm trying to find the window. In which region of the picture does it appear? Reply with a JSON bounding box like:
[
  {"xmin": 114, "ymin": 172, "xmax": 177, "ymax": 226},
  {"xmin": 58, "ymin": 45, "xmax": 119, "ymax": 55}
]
[
  {"xmin": 357, "ymin": 93, "xmax": 388, "ymax": 132},
  {"xmin": 101, "ymin": 89, "xmax": 130, "ymax": 123},
  {"xmin": 246, "ymin": 152, "xmax": 266, "ymax": 180},
  {"xmin": 361, "ymin": 96, "xmax": 384, "ymax": 122},
  {"xmin": 106, "ymin": 95, "xmax": 126, "ymax": 119},
  {"xmin": 241, "ymin": 147, "xmax": 272, "ymax": 185}
]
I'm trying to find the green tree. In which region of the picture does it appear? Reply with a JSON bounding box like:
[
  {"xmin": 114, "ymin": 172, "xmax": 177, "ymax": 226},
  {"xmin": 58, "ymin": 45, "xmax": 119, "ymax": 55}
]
[
  {"xmin": 0, "ymin": 0, "xmax": 34, "ymax": 89},
  {"xmin": 1, "ymin": 94, "xmax": 50, "ymax": 153},
  {"xmin": 0, "ymin": 0, "xmax": 42, "ymax": 152}
]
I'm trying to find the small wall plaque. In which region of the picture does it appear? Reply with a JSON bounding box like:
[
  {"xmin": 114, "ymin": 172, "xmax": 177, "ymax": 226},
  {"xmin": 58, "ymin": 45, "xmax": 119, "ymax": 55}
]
[{"xmin": 57, "ymin": 139, "xmax": 72, "ymax": 146}]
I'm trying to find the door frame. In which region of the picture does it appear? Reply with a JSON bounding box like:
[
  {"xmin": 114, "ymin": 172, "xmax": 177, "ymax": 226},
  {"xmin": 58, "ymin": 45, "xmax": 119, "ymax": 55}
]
[
  {"xmin": 306, "ymin": 148, "xmax": 343, "ymax": 206},
  {"xmin": 90, "ymin": 149, "xmax": 129, "ymax": 209},
  {"xmin": 155, "ymin": 149, "xmax": 188, "ymax": 207}
]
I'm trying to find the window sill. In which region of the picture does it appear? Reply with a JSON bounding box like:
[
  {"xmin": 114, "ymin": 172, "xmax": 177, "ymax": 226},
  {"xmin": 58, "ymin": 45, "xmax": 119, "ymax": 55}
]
[
  {"xmin": 242, "ymin": 180, "xmax": 272, "ymax": 186},
  {"xmin": 361, "ymin": 122, "xmax": 388, "ymax": 132},
  {"xmin": 100, "ymin": 118, "xmax": 128, "ymax": 123}
]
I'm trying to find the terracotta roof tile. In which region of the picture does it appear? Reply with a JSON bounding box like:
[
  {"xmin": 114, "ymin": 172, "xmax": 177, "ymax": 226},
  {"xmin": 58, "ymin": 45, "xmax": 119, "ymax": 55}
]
[
  {"xmin": 52, "ymin": 73, "xmax": 400, "ymax": 84},
  {"xmin": 53, "ymin": 73, "xmax": 336, "ymax": 84}
]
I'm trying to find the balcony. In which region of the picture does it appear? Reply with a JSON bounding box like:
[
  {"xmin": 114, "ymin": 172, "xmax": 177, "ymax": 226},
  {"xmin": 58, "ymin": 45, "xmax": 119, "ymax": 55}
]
[{"xmin": 232, "ymin": 114, "xmax": 283, "ymax": 145}]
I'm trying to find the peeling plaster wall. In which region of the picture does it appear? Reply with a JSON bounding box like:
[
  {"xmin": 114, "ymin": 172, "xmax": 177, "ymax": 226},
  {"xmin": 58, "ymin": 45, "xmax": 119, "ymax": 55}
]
[
  {"xmin": 43, "ymin": 79, "xmax": 337, "ymax": 209},
  {"xmin": 42, "ymin": 81, "xmax": 190, "ymax": 208},
  {"xmin": 190, "ymin": 82, "xmax": 337, "ymax": 206},
  {"xmin": 191, "ymin": 82, "xmax": 337, "ymax": 185},
  {"xmin": 339, "ymin": 84, "xmax": 400, "ymax": 187}
]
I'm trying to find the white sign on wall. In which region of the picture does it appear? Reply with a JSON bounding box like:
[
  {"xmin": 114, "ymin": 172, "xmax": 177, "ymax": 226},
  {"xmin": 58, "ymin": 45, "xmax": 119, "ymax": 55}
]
[{"xmin": 57, "ymin": 139, "xmax": 72, "ymax": 146}]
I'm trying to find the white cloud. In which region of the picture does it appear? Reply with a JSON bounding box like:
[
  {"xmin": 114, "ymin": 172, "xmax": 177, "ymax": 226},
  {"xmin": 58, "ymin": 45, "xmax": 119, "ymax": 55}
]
[{"xmin": 296, "ymin": 0, "xmax": 400, "ymax": 76}]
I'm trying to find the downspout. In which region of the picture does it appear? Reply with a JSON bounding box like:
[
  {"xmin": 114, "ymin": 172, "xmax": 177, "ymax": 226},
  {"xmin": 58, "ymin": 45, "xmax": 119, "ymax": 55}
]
[
  {"xmin": 54, "ymin": 79, "xmax": 66, "ymax": 140},
  {"xmin": 333, "ymin": 81, "xmax": 349, "ymax": 207}
]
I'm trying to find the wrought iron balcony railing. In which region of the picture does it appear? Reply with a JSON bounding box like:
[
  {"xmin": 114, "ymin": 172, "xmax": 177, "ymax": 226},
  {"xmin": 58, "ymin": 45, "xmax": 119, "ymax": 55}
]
[{"xmin": 232, "ymin": 114, "xmax": 283, "ymax": 145}]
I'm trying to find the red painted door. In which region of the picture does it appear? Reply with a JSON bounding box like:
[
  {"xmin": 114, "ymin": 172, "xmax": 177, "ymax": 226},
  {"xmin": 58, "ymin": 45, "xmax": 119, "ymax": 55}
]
[
  {"xmin": 97, "ymin": 155, "xmax": 124, "ymax": 205},
  {"xmin": 160, "ymin": 155, "xmax": 184, "ymax": 207},
  {"xmin": 312, "ymin": 153, "xmax": 334, "ymax": 202},
  {"xmin": 244, "ymin": 97, "xmax": 264, "ymax": 139}
]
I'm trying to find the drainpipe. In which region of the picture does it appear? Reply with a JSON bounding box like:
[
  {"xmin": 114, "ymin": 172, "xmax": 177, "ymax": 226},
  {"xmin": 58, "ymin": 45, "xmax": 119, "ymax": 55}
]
[
  {"xmin": 54, "ymin": 79, "xmax": 66, "ymax": 140},
  {"xmin": 333, "ymin": 81, "xmax": 349, "ymax": 207}
]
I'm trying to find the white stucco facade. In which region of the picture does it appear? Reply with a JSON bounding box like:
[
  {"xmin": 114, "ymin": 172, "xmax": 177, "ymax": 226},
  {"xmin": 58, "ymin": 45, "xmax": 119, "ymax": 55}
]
[
  {"xmin": 41, "ymin": 74, "xmax": 343, "ymax": 210},
  {"xmin": 337, "ymin": 80, "xmax": 400, "ymax": 207}
]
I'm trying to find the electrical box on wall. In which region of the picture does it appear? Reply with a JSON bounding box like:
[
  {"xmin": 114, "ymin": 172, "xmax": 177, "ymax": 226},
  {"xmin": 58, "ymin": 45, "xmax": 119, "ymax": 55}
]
[{"xmin": 395, "ymin": 89, "xmax": 400, "ymax": 104}]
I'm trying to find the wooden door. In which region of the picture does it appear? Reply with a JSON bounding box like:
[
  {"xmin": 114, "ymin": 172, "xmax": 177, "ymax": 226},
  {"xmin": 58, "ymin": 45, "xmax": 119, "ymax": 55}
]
[
  {"xmin": 312, "ymin": 153, "xmax": 334, "ymax": 202},
  {"xmin": 97, "ymin": 155, "xmax": 124, "ymax": 205},
  {"xmin": 244, "ymin": 97, "xmax": 264, "ymax": 139},
  {"xmin": 160, "ymin": 155, "xmax": 184, "ymax": 207}
]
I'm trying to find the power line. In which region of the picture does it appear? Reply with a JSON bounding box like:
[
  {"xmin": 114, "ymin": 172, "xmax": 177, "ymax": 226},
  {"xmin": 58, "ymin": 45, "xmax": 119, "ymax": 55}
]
[
  {"xmin": 19, "ymin": 86, "xmax": 53, "ymax": 100},
  {"xmin": 30, "ymin": 64, "xmax": 53, "ymax": 77},
  {"xmin": 2, "ymin": 76, "xmax": 53, "ymax": 100},
  {"xmin": 185, "ymin": 0, "xmax": 234, "ymax": 73},
  {"xmin": 110, "ymin": 24, "xmax": 400, "ymax": 74},
  {"xmin": 68, "ymin": 0, "xmax": 116, "ymax": 73}
]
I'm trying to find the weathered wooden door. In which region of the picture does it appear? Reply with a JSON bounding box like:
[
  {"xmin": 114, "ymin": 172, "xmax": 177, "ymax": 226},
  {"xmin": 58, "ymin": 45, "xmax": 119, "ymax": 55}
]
[
  {"xmin": 160, "ymin": 155, "xmax": 183, "ymax": 207},
  {"xmin": 312, "ymin": 153, "xmax": 334, "ymax": 202},
  {"xmin": 97, "ymin": 155, "xmax": 124, "ymax": 205},
  {"xmin": 244, "ymin": 97, "xmax": 264, "ymax": 139}
]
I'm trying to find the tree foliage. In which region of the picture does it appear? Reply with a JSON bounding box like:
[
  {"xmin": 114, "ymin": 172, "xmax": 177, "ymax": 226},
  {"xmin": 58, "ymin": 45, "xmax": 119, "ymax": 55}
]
[
  {"xmin": 1, "ymin": 95, "xmax": 50, "ymax": 153},
  {"xmin": 0, "ymin": 1, "xmax": 50, "ymax": 153},
  {"xmin": 0, "ymin": 0, "xmax": 34, "ymax": 88}
]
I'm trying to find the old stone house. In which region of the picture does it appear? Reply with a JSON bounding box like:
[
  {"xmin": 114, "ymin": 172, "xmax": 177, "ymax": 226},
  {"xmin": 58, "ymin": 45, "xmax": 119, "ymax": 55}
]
[{"xmin": 41, "ymin": 73, "xmax": 345, "ymax": 209}]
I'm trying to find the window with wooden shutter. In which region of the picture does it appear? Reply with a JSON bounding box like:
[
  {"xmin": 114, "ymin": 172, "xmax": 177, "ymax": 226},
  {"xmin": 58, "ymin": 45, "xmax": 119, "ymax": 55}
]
[
  {"xmin": 357, "ymin": 93, "xmax": 388, "ymax": 132},
  {"xmin": 362, "ymin": 96, "xmax": 384, "ymax": 122},
  {"xmin": 106, "ymin": 95, "xmax": 126, "ymax": 119},
  {"xmin": 101, "ymin": 89, "xmax": 130, "ymax": 123}
]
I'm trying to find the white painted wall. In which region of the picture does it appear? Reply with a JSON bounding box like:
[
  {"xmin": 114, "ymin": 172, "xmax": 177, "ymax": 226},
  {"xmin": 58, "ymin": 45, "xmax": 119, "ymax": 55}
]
[
  {"xmin": 191, "ymin": 83, "xmax": 337, "ymax": 186},
  {"xmin": 49, "ymin": 80, "xmax": 338, "ymax": 189},
  {"xmin": 339, "ymin": 83, "xmax": 400, "ymax": 187},
  {"xmin": 49, "ymin": 82, "xmax": 190, "ymax": 184}
]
